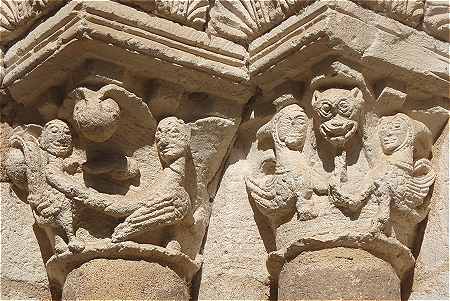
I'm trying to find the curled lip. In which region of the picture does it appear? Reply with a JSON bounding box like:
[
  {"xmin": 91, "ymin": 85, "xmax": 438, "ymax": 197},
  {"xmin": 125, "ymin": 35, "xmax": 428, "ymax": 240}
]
[{"xmin": 321, "ymin": 122, "xmax": 356, "ymax": 139}]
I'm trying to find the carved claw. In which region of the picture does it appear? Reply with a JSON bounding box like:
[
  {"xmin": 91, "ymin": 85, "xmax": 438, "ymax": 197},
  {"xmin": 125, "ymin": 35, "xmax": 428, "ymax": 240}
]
[
  {"xmin": 297, "ymin": 206, "xmax": 318, "ymax": 221},
  {"xmin": 328, "ymin": 183, "xmax": 374, "ymax": 214},
  {"xmin": 68, "ymin": 237, "xmax": 85, "ymax": 253},
  {"xmin": 111, "ymin": 223, "xmax": 128, "ymax": 243},
  {"xmin": 35, "ymin": 198, "xmax": 61, "ymax": 217},
  {"xmin": 111, "ymin": 200, "xmax": 188, "ymax": 243}
]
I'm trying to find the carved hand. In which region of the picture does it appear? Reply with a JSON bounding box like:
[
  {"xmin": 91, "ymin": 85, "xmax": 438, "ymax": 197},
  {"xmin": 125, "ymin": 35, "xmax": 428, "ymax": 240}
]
[{"xmin": 30, "ymin": 191, "xmax": 61, "ymax": 217}]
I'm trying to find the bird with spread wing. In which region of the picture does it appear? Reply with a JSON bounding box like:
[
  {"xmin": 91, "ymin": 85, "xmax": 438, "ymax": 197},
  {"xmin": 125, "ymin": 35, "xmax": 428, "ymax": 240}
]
[{"xmin": 112, "ymin": 117, "xmax": 193, "ymax": 249}]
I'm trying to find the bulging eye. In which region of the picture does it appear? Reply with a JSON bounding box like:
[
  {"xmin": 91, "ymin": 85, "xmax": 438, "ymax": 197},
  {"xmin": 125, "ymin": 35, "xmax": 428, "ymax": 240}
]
[
  {"xmin": 319, "ymin": 102, "xmax": 333, "ymax": 118},
  {"xmin": 338, "ymin": 99, "xmax": 351, "ymax": 116}
]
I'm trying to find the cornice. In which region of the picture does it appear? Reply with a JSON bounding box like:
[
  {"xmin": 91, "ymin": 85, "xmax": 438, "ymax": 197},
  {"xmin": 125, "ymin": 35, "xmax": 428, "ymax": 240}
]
[
  {"xmin": 3, "ymin": 0, "xmax": 251, "ymax": 104},
  {"xmin": 2, "ymin": 0, "xmax": 449, "ymax": 105}
]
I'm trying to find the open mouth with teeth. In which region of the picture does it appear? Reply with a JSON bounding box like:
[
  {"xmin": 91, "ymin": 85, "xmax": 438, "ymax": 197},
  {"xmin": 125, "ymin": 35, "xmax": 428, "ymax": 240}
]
[
  {"xmin": 52, "ymin": 137, "xmax": 71, "ymax": 148},
  {"xmin": 383, "ymin": 137, "xmax": 398, "ymax": 145},
  {"xmin": 320, "ymin": 122, "xmax": 357, "ymax": 145}
]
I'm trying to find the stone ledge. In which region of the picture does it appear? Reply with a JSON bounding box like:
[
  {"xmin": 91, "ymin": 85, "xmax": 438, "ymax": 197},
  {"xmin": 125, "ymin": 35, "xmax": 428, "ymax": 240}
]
[
  {"xmin": 3, "ymin": 0, "xmax": 251, "ymax": 104},
  {"xmin": 4, "ymin": 0, "xmax": 448, "ymax": 107},
  {"xmin": 249, "ymin": 0, "xmax": 449, "ymax": 97}
]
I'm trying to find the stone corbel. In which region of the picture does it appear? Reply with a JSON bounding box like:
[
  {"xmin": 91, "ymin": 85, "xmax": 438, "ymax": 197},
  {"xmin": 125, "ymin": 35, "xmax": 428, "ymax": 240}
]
[
  {"xmin": 248, "ymin": 57, "xmax": 446, "ymax": 300},
  {"xmin": 1, "ymin": 3, "xmax": 248, "ymax": 297}
]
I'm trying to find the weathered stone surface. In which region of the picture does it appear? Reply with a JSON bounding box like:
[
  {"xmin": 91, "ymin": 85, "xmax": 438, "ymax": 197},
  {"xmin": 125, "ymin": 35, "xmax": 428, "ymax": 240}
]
[
  {"xmin": 0, "ymin": 0, "xmax": 448, "ymax": 299},
  {"xmin": 198, "ymin": 128, "xmax": 271, "ymax": 300},
  {"xmin": 0, "ymin": 0, "xmax": 65, "ymax": 45},
  {"xmin": 62, "ymin": 259, "xmax": 189, "ymax": 300},
  {"xmin": 410, "ymin": 121, "xmax": 449, "ymax": 300},
  {"xmin": 423, "ymin": 0, "xmax": 450, "ymax": 42},
  {"xmin": 0, "ymin": 183, "xmax": 50, "ymax": 300},
  {"xmin": 279, "ymin": 248, "xmax": 401, "ymax": 300},
  {"xmin": 351, "ymin": 0, "xmax": 425, "ymax": 28}
]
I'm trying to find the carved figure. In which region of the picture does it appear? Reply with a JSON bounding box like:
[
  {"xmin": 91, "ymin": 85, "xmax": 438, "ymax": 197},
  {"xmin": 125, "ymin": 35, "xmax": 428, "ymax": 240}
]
[
  {"xmin": 246, "ymin": 94, "xmax": 315, "ymax": 228},
  {"xmin": 312, "ymin": 87, "xmax": 364, "ymax": 184},
  {"xmin": 72, "ymin": 87, "xmax": 121, "ymax": 143},
  {"xmin": 6, "ymin": 119, "xmax": 86, "ymax": 253},
  {"xmin": 312, "ymin": 87, "xmax": 363, "ymax": 149},
  {"xmin": 375, "ymin": 113, "xmax": 435, "ymax": 228},
  {"xmin": 112, "ymin": 117, "xmax": 193, "ymax": 250}
]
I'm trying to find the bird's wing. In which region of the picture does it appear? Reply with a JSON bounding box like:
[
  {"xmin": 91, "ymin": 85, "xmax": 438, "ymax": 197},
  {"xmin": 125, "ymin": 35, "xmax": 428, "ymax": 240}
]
[
  {"xmin": 245, "ymin": 175, "xmax": 277, "ymax": 211},
  {"xmin": 112, "ymin": 194, "xmax": 188, "ymax": 242},
  {"xmin": 406, "ymin": 159, "xmax": 436, "ymax": 207}
]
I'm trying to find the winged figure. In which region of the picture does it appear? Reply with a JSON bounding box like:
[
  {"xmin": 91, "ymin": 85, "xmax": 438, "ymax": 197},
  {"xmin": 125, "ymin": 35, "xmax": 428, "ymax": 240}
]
[
  {"xmin": 112, "ymin": 117, "xmax": 193, "ymax": 250},
  {"xmin": 245, "ymin": 94, "xmax": 315, "ymax": 228},
  {"xmin": 376, "ymin": 113, "xmax": 435, "ymax": 225}
]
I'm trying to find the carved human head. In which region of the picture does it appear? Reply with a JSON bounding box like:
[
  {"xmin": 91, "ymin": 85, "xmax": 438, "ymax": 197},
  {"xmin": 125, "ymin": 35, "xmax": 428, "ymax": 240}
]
[
  {"xmin": 378, "ymin": 113, "xmax": 432, "ymax": 159},
  {"xmin": 275, "ymin": 103, "xmax": 308, "ymax": 151},
  {"xmin": 155, "ymin": 117, "xmax": 190, "ymax": 165},
  {"xmin": 39, "ymin": 119, "xmax": 73, "ymax": 157},
  {"xmin": 378, "ymin": 115, "xmax": 410, "ymax": 155},
  {"xmin": 312, "ymin": 87, "xmax": 363, "ymax": 148}
]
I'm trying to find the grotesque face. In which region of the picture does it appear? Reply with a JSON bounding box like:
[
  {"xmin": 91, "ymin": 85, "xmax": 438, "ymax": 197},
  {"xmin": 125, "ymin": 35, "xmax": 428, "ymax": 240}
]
[
  {"xmin": 276, "ymin": 104, "xmax": 307, "ymax": 151},
  {"xmin": 312, "ymin": 87, "xmax": 363, "ymax": 148},
  {"xmin": 39, "ymin": 119, "xmax": 73, "ymax": 157},
  {"xmin": 379, "ymin": 116, "xmax": 409, "ymax": 155},
  {"xmin": 155, "ymin": 117, "xmax": 189, "ymax": 165}
]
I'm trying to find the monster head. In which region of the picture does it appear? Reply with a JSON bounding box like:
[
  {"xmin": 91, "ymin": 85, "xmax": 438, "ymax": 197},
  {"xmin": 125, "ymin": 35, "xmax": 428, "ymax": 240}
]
[
  {"xmin": 312, "ymin": 87, "xmax": 363, "ymax": 148},
  {"xmin": 39, "ymin": 119, "xmax": 73, "ymax": 158}
]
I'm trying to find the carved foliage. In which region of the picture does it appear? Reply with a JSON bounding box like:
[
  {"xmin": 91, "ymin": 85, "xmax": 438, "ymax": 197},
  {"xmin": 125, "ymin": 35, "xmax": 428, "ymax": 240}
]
[
  {"xmin": 0, "ymin": 0, "xmax": 65, "ymax": 44},
  {"xmin": 208, "ymin": 0, "xmax": 315, "ymax": 45},
  {"xmin": 116, "ymin": 0, "xmax": 209, "ymax": 30}
]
